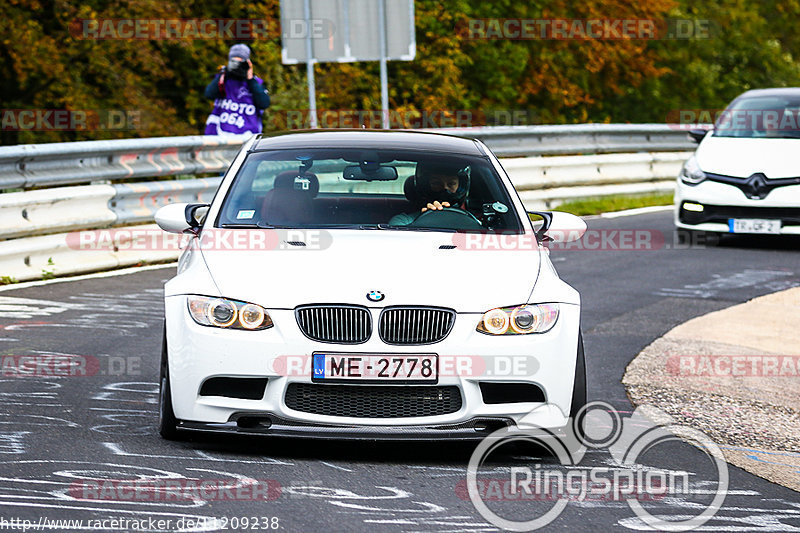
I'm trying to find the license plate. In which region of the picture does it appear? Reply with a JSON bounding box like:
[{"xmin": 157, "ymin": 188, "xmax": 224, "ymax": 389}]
[
  {"xmin": 728, "ymin": 218, "xmax": 781, "ymax": 234},
  {"xmin": 311, "ymin": 353, "xmax": 438, "ymax": 383}
]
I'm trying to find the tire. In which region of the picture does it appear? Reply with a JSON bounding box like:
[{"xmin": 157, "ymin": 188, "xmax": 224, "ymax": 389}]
[
  {"xmin": 158, "ymin": 326, "xmax": 181, "ymax": 440},
  {"xmin": 565, "ymin": 331, "xmax": 588, "ymax": 446},
  {"xmin": 569, "ymin": 331, "xmax": 587, "ymax": 421}
]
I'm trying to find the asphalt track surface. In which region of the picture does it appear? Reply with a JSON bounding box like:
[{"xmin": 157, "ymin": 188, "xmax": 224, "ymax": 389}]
[{"xmin": 1, "ymin": 210, "xmax": 799, "ymax": 532}]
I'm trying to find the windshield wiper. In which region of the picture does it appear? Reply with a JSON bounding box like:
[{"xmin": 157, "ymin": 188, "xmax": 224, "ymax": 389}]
[
  {"xmin": 220, "ymin": 223, "xmax": 261, "ymax": 228},
  {"xmin": 221, "ymin": 223, "xmax": 386, "ymax": 230},
  {"xmin": 376, "ymin": 224, "xmax": 457, "ymax": 233},
  {"xmin": 257, "ymin": 223, "xmax": 301, "ymax": 229},
  {"xmin": 307, "ymin": 224, "xmax": 382, "ymax": 229},
  {"xmin": 220, "ymin": 223, "xmax": 298, "ymax": 229}
]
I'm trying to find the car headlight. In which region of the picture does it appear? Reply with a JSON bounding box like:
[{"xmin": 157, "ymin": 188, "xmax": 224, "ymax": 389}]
[
  {"xmin": 187, "ymin": 296, "xmax": 273, "ymax": 330},
  {"xmin": 679, "ymin": 156, "xmax": 706, "ymax": 185},
  {"xmin": 477, "ymin": 304, "xmax": 559, "ymax": 335}
]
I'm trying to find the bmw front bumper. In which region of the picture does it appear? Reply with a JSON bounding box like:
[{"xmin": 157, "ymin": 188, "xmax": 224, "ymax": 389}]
[{"xmin": 164, "ymin": 296, "xmax": 582, "ymax": 438}]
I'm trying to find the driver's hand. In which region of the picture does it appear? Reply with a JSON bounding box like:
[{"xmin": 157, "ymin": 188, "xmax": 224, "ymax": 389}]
[{"xmin": 421, "ymin": 201, "xmax": 450, "ymax": 213}]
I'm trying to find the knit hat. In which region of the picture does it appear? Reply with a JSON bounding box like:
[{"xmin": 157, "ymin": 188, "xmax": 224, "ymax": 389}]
[{"xmin": 228, "ymin": 44, "xmax": 251, "ymax": 61}]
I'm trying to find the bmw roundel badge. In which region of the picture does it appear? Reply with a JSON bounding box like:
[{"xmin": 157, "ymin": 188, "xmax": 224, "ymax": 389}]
[{"xmin": 366, "ymin": 290, "xmax": 385, "ymax": 302}]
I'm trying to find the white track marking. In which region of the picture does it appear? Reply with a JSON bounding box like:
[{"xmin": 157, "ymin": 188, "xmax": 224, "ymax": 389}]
[
  {"xmin": 102, "ymin": 442, "xmax": 293, "ymax": 466},
  {"xmin": 656, "ymin": 269, "xmax": 797, "ymax": 299},
  {"xmin": 328, "ymin": 499, "xmax": 447, "ymax": 513},
  {"xmin": 0, "ymin": 431, "xmax": 30, "ymax": 454},
  {"xmin": 319, "ymin": 461, "xmax": 354, "ymax": 472},
  {"xmin": 599, "ymin": 206, "xmax": 673, "ymax": 219},
  {"xmin": 0, "ymin": 296, "xmax": 77, "ymax": 319}
]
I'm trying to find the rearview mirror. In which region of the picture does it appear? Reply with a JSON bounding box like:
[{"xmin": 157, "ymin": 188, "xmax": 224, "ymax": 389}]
[
  {"xmin": 343, "ymin": 165, "xmax": 398, "ymax": 181},
  {"xmin": 528, "ymin": 211, "xmax": 587, "ymax": 243}
]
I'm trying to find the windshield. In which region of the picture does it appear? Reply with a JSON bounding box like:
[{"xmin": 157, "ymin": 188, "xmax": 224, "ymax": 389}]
[
  {"xmin": 714, "ymin": 95, "xmax": 800, "ymax": 139},
  {"xmin": 216, "ymin": 148, "xmax": 524, "ymax": 233}
]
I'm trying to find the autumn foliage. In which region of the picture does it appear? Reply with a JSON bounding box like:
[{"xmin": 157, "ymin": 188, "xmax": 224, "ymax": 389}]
[{"xmin": 1, "ymin": 0, "xmax": 799, "ymax": 144}]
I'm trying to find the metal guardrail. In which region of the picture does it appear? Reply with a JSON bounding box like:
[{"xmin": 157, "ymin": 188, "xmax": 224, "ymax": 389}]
[
  {"xmin": 0, "ymin": 178, "xmax": 224, "ymax": 240},
  {"xmin": 0, "ymin": 135, "xmax": 244, "ymax": 189},
  {"xmin": 0, "ymin": 184, "xmax": 116, "ymax": 241},
  {"xmin": 504, "ymin": 151, "xmax": 689, "ymax": 209},
  {"xmin": 0, "ymin": 125, "xmax": 693, "ymax": 282},
  {"xmin": 433, "ymin": 124, "xmax": 695, "ymax": 156},
  {"xmin": 111, "ymin": 177, "xmax": 223, "ymax": 225}
]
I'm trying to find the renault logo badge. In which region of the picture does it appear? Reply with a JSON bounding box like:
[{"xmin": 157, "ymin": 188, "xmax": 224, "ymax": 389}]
[
  {"xmin": 366, "ymin": 291, "xmax": 385, "ymax": 302},
  {"xmin": 744, "ymin": 173, "xmax": 769, "ymax": 199}
]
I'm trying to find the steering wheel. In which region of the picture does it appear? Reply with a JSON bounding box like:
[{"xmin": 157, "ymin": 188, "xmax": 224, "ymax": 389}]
[{"xmin": 408, "ymin": 207, "xmax": 484, "ymax": 230}]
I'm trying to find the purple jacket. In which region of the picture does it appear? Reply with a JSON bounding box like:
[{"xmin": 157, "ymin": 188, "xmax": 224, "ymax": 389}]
[{"xmin": 204, "ymin": 76, "xmax": 267, "ymax": 135}]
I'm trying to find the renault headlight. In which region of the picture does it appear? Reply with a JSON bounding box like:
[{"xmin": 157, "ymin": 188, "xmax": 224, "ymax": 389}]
[
  {"xmin": 477, "ymin": 304, "xmax": 559, "ymax": 335},
  {"xmin": 679, "ymin": 156, "xmax": 706, "ymax": 185},
  {"xmin": 187, "ymin": 296, "xmax": 273, "ymax": 330}
]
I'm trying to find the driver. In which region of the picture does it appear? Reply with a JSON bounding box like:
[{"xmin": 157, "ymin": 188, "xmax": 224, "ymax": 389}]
[{"xmin": 389, "ymin": 161, "xmax": 471, "ymax": 225}]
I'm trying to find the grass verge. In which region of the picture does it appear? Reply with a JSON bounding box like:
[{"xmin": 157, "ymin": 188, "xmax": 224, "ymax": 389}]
[{"xmin": 554, "ymin": 193, "xmax": 674, "ymax": 216}]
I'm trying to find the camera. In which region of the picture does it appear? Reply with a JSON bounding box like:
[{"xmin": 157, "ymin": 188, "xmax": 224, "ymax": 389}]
[{"xmin": 225, "ymin": 58, "xmax": 249, "ymax": 80}]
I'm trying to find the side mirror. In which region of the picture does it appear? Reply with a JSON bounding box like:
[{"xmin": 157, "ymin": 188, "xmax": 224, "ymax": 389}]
[
  {"xmin": 688, "ymin": 128, "xmax": 710, "ymax": 143},
  {"xmin": 155, "ymin": 203, "xmax": 209, "ymax": 234},
  {"xmin": 528, "ymin": 211, "xmax": 587, "ymax": 243}
]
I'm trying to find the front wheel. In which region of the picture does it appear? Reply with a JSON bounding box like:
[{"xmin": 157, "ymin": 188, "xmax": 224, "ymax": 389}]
[
  {"xmin": 158, "ymin": 326, "xmax": 181, "ymax": 440},
  {"xmin": 569, "ymin": 331, "xmax": 587, "ymax": 420},
  {"xmin": 561, "ymin": 331, "xmax": 588, "ymax": 446}
]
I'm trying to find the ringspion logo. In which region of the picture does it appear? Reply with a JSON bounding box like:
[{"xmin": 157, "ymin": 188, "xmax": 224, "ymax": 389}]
[{"xmin": 466, "ymin": 402, "xmax": 728, "ymax": 530}]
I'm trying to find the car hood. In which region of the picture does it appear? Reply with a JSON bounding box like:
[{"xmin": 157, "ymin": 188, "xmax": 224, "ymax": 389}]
[
  {"xmin": 697, "ymin": 136, "xmax": 800, "ymax": 178},
  {"xmin": 199, "ymin": 229, "xmax": 541, "ymax": 312}
]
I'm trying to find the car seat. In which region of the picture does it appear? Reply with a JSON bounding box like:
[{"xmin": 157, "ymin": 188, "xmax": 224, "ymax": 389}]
[{"xmin": 260, "ymin": 170, "xmax": 319, "ymax": 225}]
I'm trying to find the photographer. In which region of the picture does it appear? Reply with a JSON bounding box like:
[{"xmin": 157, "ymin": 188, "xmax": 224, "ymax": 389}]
[{"xmin": 204, "ymin": 44, "xmax": 270, "ymax": 136}]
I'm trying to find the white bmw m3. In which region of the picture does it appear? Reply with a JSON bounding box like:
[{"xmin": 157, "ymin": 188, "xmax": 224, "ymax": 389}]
[{"xmin": 155, "ymin": 130, "xmax": 587, "ymax": 440}]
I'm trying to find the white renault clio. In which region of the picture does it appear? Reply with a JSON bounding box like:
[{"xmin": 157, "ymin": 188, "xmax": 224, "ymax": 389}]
[
  {"xmin": 675, "ymin": 88, "xmax": 800, "ymax": 237},
  {"xmin": 155, "ymin": 130, "xmax": 587, "ymax": 440}
]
